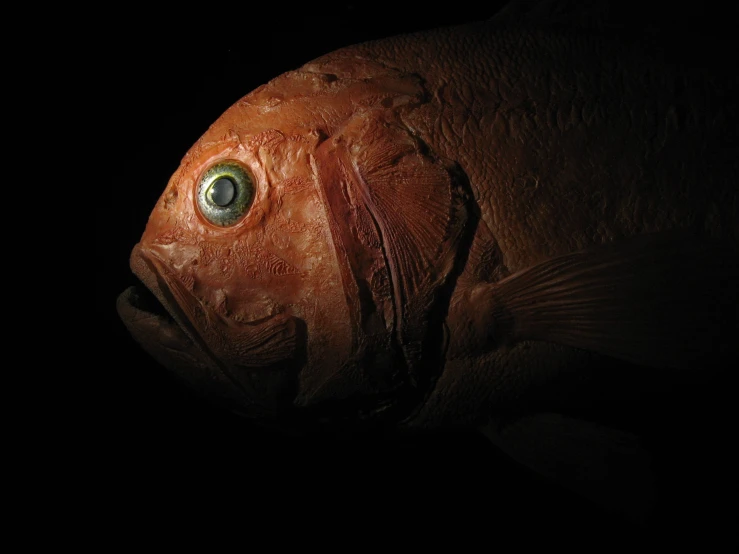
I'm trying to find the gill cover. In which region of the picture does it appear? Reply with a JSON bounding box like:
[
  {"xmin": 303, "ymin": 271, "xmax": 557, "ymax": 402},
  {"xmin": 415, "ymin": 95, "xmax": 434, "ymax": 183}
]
[{"xmin": 313, "ymin": 106, "xmax": 473, "ymax": 390}]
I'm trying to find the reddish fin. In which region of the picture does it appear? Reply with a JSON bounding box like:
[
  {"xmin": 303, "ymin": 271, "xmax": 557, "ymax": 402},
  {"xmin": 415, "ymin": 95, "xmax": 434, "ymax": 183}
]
[{"xmin": 488, "ymin": 232, "xmax": 738, "ymax": 369}]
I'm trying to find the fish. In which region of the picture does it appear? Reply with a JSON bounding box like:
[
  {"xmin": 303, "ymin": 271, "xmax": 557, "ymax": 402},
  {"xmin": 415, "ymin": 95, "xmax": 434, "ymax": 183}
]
[{"xmin": 116, "ymin": 2, "xmax": 738, "ymax": 524}]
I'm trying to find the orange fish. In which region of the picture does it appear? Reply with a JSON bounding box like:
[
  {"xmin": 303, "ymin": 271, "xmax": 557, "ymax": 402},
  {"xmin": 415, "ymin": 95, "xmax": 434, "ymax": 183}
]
[{"xmin": 117, "ymin": 4, "xmax": 737, "ymax": 522}]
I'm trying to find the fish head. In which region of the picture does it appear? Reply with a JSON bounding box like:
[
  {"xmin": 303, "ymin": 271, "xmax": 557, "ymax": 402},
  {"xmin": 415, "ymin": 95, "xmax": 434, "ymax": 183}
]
[
  {"xmin": 117, "ymin": 59, "xmax": 464, "ymax": 426},
  {"xmin": 118, "ymin": 71, "xmax": 355, "ymax": 420}
]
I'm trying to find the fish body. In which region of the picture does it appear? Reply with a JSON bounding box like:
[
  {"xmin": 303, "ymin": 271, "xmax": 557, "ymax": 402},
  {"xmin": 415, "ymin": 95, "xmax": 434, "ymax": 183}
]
[{"xmin": 118, "ymin": 13, "xmax": 738, "ymax": 436}]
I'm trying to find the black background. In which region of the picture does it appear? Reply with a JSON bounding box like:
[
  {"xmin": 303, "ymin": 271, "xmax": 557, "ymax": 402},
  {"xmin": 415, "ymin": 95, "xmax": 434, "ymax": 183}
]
[{"xmin": 102, "ymin": 4, "xmax": 735, "ymax": 546}]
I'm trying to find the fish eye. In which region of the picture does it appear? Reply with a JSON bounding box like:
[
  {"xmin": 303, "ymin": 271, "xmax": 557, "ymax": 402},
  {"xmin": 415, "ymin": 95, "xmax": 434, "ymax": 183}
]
[{"xmin": 197, "ymin": 161, "xmax": 255, "ymax": 226}]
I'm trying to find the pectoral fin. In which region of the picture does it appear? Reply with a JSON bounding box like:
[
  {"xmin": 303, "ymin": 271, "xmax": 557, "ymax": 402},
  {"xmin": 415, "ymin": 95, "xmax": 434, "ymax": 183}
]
[
  {"xmin": 480, "ymin": 413, "xmax": 655, "ymax": 523},
  {"xmin": 485, "ymin": 232, "xmax": 738, "ymax": 369}
]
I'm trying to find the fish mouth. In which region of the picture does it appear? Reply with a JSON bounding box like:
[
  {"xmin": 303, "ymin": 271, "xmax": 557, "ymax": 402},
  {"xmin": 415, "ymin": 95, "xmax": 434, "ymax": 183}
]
[
  {"xmin": 117, "ymin": 244, "xmax": 305, "ymax": 415},
  {"xmin": 116, "ymin": 283, "xmax": 190, "ymax": 351},
  {"xmin": 117, "ymin": 280, "xmax": 252, "ymax": 401},
  {"xmin": 118, "ymin": 244, "xmax": 216, "ymax": 365},
  {"xmin": 116, "ymin": 248, "xmax": 250, "ymax": 407}
]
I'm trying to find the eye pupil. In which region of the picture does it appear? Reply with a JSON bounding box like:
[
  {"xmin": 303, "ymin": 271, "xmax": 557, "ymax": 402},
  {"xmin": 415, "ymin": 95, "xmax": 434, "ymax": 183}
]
[{"xmin": 209, "ymin": 178, "xmax": 236, "ymax": 206}]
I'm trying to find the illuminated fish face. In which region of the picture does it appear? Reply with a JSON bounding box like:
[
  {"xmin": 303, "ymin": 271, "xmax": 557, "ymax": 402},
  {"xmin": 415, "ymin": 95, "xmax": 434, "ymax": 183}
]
[
  {"xmin": 117, "ymin": 62, "xmax": 469, "ymax": 423},
  {"xmin": 120, "ymin": 128, "xmax": 356, "ymax": 419},
  {"xmin": 117, "ymin": 68, "xmax": 364, "ymax": 419}
]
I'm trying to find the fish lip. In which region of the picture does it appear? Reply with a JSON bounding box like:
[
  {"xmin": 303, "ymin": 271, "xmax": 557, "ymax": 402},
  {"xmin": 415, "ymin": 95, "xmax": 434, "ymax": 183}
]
[
  {"xmin": 117, "ymin": 281, "xmax": 260, "ymax": 413},
  {"xmin": 116, "ymin": 284, "xmax": 179, "ymax": 335},
  {"xmin": 125, "ymin": 243, "xmax": 212, "ymax": 358},
  {"xmin": 121, "ymin": 243, "xmax": 304, "ymax": 416},
  {"xmin": 116, "ymin": 286, "xmax": 210, "ymax": 367},
  {"xmin": 117, "ymin": 244, "xmax": 224, "ymax": 377}
]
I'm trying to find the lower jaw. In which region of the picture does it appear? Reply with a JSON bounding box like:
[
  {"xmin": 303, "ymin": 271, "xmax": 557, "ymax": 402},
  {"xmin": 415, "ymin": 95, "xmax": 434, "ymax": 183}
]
[{"xmin": 116, "ymin": 285, "xmax": 249, "ymax": 404}]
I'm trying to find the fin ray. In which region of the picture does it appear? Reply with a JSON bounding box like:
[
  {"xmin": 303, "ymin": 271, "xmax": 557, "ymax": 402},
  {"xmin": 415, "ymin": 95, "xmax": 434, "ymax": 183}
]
[{"xmin": 488, "ymin": 232, "xmax": 738, "ymax": 369}]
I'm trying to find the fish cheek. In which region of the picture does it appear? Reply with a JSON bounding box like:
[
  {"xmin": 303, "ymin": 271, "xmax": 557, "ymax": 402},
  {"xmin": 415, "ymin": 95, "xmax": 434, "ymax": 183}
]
[
  {"xmin": 215, "ymin": 181, "xmax": 351, "ymax": 380},
  {"xmin": 254, "ymin": 151, "xmax": 357, "ymax": 400}
]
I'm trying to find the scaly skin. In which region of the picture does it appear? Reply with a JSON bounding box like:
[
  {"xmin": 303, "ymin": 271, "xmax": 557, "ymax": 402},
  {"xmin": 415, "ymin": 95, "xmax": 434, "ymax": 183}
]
[
  {"xmin": 302, "ymin": 23, "xmax": 738, "ymax": 427},
  {"xmin": 119, "ymin": 21, "xmax": 737, "ymax": 428}
]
